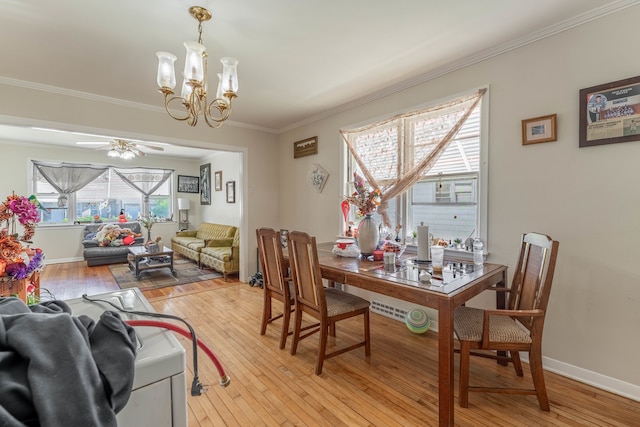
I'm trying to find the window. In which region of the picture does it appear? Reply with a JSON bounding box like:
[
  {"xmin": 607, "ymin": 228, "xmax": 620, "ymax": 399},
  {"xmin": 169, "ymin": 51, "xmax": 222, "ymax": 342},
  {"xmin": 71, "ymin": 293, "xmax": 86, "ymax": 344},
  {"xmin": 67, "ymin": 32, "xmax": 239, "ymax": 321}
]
[
  {"xmin": 343, "ymin": 89, "xmax": 486, "ymax": 244},
  {"xmin": 32, "ymin": 163, "xmax": 174, "ymax": 224}
]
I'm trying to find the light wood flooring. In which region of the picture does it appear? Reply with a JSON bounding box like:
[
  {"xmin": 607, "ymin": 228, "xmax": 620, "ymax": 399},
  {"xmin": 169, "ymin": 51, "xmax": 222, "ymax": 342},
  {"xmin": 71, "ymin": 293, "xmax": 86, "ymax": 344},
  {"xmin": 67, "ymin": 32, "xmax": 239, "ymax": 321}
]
[{"xmin": 41, "ymin": 261, "xmax": 639, "ymax": 426}]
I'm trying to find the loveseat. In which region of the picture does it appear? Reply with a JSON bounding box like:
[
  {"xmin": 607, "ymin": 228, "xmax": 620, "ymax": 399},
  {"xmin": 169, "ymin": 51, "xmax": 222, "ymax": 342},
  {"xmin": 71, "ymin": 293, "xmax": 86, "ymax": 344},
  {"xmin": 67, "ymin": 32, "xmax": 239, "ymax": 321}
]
[
  {"xmin": 171, "ymin": 222, "xmax": 239, "ymax": 281},
  {"xmin": 82, "ymin": 222, "xmax": 145, "ymax": 266}
]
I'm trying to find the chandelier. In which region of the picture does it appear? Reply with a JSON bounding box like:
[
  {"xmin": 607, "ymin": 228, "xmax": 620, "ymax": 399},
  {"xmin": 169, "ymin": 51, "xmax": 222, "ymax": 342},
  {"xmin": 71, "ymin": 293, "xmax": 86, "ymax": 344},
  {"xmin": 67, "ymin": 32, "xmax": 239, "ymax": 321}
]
[{"xmin": 156, "ymin": 6, "xmax": 239, "ymax": 128}]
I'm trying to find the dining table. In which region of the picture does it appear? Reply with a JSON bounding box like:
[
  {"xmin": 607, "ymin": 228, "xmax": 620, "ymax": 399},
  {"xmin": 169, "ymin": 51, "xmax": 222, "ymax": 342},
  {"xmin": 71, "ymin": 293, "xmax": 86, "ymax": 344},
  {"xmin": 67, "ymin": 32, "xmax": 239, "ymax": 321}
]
[{"xmin": 304, "ymin": 242, "xmax": 508, "ymax": 427}]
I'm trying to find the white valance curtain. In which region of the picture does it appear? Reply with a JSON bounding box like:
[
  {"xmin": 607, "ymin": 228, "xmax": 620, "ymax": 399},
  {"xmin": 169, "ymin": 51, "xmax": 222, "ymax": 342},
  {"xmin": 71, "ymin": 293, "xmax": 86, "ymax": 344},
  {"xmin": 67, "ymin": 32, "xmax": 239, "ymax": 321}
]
[
  {"xmin": 113, "ymin": 167, "xmax": 173, "ymax": 212},
  {"xmin": 340, "ymin": 88, "xmax": 486, "ymax": 227},
  {"xmin": 32, "ymin": 161, "xmax": 108, "ymax": 207}
]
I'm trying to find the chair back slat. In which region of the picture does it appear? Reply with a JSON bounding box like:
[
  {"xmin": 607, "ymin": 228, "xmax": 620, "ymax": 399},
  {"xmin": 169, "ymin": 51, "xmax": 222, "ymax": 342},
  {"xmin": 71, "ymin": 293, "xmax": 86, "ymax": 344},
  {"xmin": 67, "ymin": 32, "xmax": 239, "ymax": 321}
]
[
  {"xmin": 288, "ymin": 231, "xmax": 325, "ymax": 315},
  {"xmin": 256, "ymin": 228, "xmax": 287, "ymax": 296},
  {"xmin": 510, "ymin": 232, "xmax": 559, "ymax": 331}
]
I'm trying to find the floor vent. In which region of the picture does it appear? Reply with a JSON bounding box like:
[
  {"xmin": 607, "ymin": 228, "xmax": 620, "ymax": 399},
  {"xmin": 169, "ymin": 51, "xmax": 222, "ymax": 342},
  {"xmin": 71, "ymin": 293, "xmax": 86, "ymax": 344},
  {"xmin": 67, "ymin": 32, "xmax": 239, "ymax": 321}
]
[{"xmin": 371, "ymin": 300, "xmax": 407, "ymax": 322}]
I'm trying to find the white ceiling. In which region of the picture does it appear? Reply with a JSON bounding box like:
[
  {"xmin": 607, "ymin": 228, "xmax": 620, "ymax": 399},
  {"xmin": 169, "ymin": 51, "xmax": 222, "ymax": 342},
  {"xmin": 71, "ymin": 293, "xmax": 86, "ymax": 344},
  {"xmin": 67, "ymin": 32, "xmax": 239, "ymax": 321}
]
[{"xmin": 0, "ymin": 0, "xmax": 635, "ymax": 157}]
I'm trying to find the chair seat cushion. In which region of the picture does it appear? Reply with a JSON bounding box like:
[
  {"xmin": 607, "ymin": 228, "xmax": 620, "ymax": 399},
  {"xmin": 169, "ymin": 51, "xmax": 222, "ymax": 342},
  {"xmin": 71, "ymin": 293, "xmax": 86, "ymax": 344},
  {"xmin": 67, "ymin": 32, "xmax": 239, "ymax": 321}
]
[
  {"xmin": 454, "ymin": 306, "xmax": 532, "ymax": 344},
  {"xmin": 325, "ymin": 288, "xmax": 370, "ymax": 317}
]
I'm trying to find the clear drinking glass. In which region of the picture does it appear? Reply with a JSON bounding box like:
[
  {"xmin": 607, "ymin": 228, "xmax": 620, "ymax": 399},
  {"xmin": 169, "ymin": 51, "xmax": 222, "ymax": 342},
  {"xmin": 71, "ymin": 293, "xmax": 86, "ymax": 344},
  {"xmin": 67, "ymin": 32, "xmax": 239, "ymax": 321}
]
[{"xmin": 431, "ymin": 246, "xmax": 444, "ymax": 273}]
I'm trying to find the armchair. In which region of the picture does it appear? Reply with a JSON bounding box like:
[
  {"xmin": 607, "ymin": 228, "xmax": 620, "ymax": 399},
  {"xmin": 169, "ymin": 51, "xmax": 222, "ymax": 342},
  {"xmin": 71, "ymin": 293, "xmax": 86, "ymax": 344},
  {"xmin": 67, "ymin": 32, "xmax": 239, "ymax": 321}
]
[{"xmin": 454, "ymin": 232, "xmax": 559, "ymax": 410}]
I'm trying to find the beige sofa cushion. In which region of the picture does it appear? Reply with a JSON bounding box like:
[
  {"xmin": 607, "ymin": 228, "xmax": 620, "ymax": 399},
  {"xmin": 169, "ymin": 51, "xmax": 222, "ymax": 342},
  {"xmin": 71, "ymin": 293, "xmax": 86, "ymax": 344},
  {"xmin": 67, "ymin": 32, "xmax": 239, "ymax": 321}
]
[
  {"xmin": 196, "ymin": 223, "xmax": 237, "ymax": 242},
  {"xmin": 206, "ymin": 238, "xmax": 234, "ymax": 248},
  {"xmin": 200, "ymin": 247, "xmax": 232, "ymax": 262}
]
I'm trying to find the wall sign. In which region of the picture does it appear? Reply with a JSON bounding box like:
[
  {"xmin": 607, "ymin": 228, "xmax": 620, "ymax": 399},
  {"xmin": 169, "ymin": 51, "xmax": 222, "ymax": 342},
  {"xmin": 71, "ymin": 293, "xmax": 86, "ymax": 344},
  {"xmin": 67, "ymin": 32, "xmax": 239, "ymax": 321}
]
[{"xmin": 293, "ymin": 136, "xmax": 318, "ymax": 158}]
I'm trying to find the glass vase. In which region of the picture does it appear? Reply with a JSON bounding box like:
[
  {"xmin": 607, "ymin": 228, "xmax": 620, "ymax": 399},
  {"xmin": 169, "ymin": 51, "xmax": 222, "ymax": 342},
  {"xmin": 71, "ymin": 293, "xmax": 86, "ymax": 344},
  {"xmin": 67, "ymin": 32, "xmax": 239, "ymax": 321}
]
[{"xmin": 357, "ymin": 214, "xmax": 379, "ymax": 256}]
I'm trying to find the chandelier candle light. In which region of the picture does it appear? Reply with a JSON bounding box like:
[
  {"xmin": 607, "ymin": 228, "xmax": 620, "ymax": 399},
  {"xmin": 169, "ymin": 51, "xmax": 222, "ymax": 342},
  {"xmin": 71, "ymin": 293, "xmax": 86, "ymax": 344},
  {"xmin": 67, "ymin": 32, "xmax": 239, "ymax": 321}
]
[{"xmin": 156, "ymin": 6, "xmax": 239, "ymax": 128}]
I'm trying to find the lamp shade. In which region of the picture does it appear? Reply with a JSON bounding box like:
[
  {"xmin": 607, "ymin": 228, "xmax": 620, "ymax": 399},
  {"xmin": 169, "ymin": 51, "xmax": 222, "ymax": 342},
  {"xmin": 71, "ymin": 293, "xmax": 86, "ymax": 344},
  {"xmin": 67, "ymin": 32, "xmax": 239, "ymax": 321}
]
[
  {"xmin": 178, "ymin": 198, "xmax": 191, "ymax": 210},
  {"xmin": 220, "ymin": 57, "xmax": 239, "ymax": 93},
  {"xmin": 183, "ymin": 41, "xmax": 206, "ymax": 82},
  {"xmin": 156, "ymin": 51, "xmax": 177, "ymax": 89}
]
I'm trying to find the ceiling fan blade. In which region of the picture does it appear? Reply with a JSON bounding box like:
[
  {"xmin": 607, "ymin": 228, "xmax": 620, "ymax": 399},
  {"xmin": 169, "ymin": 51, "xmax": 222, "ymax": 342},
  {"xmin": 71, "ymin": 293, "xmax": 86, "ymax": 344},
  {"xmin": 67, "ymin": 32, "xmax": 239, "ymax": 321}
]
[
  {"xmin": 137, "ymin": 144, "xmax": 164, "ymax": 151},
  {"xmin": 130, "ymin": 147, "xmax": 145, "ymax": 157},
  {"xmin": 76, "ymin": 141, "xmax": 111, "ymax": 145}
]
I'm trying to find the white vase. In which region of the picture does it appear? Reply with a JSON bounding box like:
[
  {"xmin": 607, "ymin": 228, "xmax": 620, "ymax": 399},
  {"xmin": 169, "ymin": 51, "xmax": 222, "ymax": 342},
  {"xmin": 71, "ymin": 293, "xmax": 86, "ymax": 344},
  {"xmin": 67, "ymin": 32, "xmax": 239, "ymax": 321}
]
[{"xmin": 357, "ymin": 214, "xmax": 379, "ymax": 256}]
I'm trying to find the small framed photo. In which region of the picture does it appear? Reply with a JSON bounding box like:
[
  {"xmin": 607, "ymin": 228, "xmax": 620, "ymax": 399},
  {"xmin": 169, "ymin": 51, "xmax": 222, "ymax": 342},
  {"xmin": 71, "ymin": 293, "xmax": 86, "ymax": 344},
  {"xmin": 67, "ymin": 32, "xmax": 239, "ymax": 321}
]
[
  {"xmin": 177, "ymin": 175, "xmax": 199, "ymax": 193},
  {"xmin": 522, "ymin": 114, "xmax": 557, "ymax": 145},
  {"xmin": 214, "ymin": 171, "xmax": 222, "ymax": 191},
  {"xmin": 226, "ymin": 181, "xmax": 236, "ymax": 203}
]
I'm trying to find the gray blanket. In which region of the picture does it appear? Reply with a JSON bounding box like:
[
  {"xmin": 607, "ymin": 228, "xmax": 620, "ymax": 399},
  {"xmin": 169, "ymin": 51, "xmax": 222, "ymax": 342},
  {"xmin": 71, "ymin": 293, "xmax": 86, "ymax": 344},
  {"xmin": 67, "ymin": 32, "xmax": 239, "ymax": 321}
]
[{"xmin": 0, "ymin": 298, "xmax": 137, "ymax": 427}]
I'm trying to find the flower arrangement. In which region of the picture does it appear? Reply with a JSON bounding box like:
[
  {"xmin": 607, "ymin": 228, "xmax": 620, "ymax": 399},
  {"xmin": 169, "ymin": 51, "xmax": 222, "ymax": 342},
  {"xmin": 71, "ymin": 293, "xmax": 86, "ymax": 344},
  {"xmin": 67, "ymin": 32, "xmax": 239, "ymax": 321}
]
[
  {"xmin": 344, "ymin": 172, "xmax": 381, "ymax": 216},
  {"xmin": 138, "ymin": 215, "xmax": 157, "ymax": 230},
  {"xmin": 137, "ymin": 215, "xmax": 158, "ymax": 240},
  {"xmin": 0, "ymin": 193, "xmax": 44, "ymax": 282}
]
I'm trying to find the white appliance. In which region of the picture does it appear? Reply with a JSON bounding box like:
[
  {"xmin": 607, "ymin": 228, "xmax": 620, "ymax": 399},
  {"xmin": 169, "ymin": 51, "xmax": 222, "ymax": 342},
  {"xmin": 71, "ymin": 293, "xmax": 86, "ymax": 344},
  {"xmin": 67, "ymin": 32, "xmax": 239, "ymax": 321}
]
[{"xmin": 64, "ymin": 288, "xmax": 187, "ymax": 427}]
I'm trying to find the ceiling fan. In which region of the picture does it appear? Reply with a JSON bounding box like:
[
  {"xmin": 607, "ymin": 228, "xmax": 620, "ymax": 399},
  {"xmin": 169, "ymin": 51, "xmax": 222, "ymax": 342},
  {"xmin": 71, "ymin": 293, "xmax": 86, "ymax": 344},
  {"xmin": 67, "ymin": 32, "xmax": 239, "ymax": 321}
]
[{"xmin": 76, "ymin": 139, "xmax": 165, "ymax": 159}]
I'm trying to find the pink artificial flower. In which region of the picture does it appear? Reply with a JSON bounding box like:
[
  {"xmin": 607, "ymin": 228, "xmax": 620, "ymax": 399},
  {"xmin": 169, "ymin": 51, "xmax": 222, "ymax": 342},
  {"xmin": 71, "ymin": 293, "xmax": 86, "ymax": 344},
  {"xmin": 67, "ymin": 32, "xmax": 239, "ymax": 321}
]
[{"xmin": 9, "ymin": 197, "xmax": 41, "ymax": 225}]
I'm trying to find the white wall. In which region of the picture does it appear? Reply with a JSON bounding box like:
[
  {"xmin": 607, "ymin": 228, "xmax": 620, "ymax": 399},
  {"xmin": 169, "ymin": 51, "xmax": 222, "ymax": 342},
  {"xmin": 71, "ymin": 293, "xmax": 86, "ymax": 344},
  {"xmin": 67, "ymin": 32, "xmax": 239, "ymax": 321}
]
[
  {"xmin": 276, "ymin": 6, "xmax": 640, "ymax": 399},
  {"xmin": 199, "ymin": 151, "xmax": 243, "ymax": 227}
]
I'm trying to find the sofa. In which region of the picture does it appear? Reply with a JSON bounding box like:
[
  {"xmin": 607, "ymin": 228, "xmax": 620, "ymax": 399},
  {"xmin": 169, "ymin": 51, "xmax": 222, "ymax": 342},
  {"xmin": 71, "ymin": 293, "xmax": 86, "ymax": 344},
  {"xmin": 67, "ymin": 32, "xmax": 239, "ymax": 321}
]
[
  {"xmin": 171, "ymin": 222, "xmax": 239, "ymax": 281},
  {"xmin": 82, "ymin": 222, "xmax": 145, "ymax": 266}
]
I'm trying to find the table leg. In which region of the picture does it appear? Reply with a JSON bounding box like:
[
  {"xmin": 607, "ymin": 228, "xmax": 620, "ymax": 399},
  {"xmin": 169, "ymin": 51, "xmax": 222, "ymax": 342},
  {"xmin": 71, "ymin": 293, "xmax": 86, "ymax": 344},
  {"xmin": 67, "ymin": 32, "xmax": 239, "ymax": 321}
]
[
  {"xmin": 327, "ymin": 280, "xmax": 336, "ymax": 336},
  {"xmin": 170, "ymin": 253, "xmax": 176, "ymax": 276},
  {"xmin": 438, "ymin": 299, "xmax": 455, "ymax": 426}
]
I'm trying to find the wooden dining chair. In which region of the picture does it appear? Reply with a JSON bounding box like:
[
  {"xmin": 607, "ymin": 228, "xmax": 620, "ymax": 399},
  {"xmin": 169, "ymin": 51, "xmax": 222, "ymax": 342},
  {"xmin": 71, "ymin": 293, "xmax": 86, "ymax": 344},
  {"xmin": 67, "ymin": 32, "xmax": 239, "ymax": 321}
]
[
  {"xmin": 256, "ymin": 227, "xmax": 295, "ymax": 349},
  {"xmin": 454, "ymin": 232, "xmax": 559, "ymax": 410},
  {"xmin": 287, "ymin": 231, "xmax": 371, "ymax": 375}
]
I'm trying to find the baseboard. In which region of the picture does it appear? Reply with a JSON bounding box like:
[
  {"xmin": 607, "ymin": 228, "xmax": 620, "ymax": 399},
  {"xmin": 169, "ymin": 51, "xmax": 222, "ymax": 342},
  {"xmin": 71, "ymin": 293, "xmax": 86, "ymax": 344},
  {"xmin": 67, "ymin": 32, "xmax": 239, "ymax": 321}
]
[
  {"xmin": 44, "ymin": 257, "xmax": 84, "ymax": 265},
  {"xmin": 537, "ymin": 355, "xmax": 640, "ymax": 402},
  {"xmin": 366, "ymin": 300, "xmax": 640, "ymax": 403}
]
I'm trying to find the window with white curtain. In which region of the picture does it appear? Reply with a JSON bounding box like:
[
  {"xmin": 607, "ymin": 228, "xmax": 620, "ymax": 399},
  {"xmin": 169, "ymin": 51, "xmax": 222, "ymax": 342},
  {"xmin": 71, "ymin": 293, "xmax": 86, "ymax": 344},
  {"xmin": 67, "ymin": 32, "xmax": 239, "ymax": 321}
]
[
  {"xmin": 343, "ymin": 89, "xmax": 486, "ymax": 244},
  {"xmin": 32, "ymin": 163, "xmax": 173, "ymax": 224}
]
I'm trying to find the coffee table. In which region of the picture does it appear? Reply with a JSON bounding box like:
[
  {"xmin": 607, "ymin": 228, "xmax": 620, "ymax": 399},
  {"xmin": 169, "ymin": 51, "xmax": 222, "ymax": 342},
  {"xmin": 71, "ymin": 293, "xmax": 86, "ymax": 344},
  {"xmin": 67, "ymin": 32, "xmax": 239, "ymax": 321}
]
[{"xmin": 127, "ymin": 245, "xmax": 176, "ymax": 280}]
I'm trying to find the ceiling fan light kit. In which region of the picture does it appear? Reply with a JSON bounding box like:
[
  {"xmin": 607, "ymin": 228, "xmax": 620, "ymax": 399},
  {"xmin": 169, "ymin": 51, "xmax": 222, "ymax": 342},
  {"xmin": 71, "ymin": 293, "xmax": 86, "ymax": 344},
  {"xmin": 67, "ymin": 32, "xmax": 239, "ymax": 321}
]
[
  {"xmin": 78, "ymin": 139, "xmax": 165, "ymax": 159},
  {"xmin": 109, "ymin": 139, "xmax": 142, "ymax": 159},
  {"xmin": 156, "ymin": 6, "xmax": 239, "ymax": 128}
]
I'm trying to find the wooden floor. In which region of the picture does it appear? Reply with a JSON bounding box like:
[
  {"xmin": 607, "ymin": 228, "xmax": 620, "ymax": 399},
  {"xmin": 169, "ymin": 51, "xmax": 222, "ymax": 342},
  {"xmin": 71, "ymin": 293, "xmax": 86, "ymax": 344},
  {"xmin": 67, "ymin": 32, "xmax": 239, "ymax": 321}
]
[{"xmin": 42, "ymin": 262, "xmax": 639, "ymax": 426}]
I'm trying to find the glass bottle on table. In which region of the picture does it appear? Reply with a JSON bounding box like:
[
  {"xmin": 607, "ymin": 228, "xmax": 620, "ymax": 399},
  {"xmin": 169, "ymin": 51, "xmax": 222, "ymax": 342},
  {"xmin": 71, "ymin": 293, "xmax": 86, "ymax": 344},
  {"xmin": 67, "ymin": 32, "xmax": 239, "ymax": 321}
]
[{"xmin": 473, "ymin": 238, "xmax": 484, "ymax": 266}]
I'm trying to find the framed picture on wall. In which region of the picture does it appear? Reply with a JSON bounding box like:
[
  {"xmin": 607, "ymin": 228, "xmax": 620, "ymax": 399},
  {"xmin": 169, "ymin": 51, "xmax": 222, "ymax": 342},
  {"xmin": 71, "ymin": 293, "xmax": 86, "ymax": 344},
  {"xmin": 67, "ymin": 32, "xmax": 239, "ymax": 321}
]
[
  {"xmin": 521, "ymin": 114, "xmax": 557, "ymax": 145},
  {"xmin": 177, "ymin": 175, "xmax": 199, "ymax": 193},
  {"xmin": 214, "ymin": 170, "xmax": 222, "ymax": 191},
  {"xmin": 200, "ymin": 163, "xmax": 211, "ymax": 205},
  {"xmin": 226, "ymin": 181, "xmax": 235, "ymax": 203},
  {"xmin": 579, "ymin": 75, "xmax": 640, "ymax": 148}
]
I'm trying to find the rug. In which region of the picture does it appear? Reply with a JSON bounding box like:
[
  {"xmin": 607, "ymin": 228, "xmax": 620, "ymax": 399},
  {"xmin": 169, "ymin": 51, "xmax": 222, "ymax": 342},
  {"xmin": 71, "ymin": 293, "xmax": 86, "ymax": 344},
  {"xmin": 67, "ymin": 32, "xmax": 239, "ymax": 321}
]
[{"xmin": 109, "ymin": 257, "xmax": 223, "ymax": 291}]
